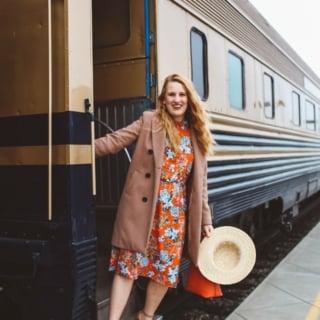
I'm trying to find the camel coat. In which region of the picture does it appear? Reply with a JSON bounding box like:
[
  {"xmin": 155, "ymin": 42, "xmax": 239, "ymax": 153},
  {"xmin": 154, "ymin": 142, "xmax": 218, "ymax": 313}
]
[{"xmin": 95, "ymin": 111, "xmax": 212, "ymax": 266}]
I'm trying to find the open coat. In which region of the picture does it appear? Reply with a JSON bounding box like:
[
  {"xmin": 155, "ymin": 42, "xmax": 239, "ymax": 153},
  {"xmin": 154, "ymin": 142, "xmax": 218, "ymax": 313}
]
[{"xmin": 95, "ymin": 111, "xmax": 212, "ymax": 266}]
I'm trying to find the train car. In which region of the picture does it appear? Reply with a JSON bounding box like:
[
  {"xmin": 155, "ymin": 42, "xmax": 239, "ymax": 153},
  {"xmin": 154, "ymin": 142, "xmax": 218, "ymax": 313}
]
[
  {"xmin": 0, "ymin": 1, "xmax": 96, "ymax": 319},
  {"xmin": 1, "ymin": 0, "xmax": 320, "ymax": 319}
]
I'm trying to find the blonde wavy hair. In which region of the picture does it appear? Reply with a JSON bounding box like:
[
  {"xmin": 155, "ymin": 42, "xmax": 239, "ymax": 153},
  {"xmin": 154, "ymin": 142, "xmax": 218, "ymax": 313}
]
[{"xmin": 155, "ymin": 74, "xmax": 213, "ymax": 156}]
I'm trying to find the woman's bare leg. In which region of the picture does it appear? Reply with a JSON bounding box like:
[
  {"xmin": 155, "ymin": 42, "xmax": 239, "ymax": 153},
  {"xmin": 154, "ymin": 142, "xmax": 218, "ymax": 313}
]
[
  {"xmin": 108, "ymin": 273, "xmax": 134, "ymax": 320},
  {"xmin": 142, "ymin": 280, "xmax": 168, "ymax": 317}
]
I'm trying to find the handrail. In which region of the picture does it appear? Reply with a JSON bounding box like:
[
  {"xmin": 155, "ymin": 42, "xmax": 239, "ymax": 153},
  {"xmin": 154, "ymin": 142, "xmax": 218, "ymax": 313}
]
[
  {"xmin": 85, "ymin": 99, "xmax": 97, "ymax": 196},
  {"xmin": 48, "ymin": 0, "xmax": 52, "ymax": 220},
  {"xmin": 94, "ymin": 118, "xmax": 132, "ymax": 163}
]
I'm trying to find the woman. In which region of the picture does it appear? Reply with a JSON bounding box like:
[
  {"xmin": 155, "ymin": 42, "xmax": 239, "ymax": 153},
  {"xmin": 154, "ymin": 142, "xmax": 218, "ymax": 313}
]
[{"xmin": 95, "ymin": 74, "xmax": 214, "ymax": 320}]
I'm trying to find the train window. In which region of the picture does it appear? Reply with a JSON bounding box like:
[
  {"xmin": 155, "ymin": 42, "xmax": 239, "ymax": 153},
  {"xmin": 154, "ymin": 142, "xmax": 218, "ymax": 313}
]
[
  {"xmin": 263, "ymin": 73, "xmax": 275, "ymax": 118},
  {"xmin": 228, "ymin": 52, "xmax": 245, "ymax": 110},
  {"xmin": 292, "ymin": 91, "xmax": 301, "ymax": 126},
  {"xmin": 93, "ymin": 0, "xmax": 130, "ymax": 49},
  {"xmin": 190, "ymin": 28, "xmax": 208, "ymax": 100},
  {"xmin": 305, "ymin": 100, "xmax": 316, "ymax": 130}
]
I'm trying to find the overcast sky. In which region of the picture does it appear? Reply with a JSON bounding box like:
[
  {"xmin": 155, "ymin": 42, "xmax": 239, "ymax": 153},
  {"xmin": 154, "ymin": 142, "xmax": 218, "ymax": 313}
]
[{"xmin": 248, "ymin": 0, "xmax": 320, "ymax": 78}]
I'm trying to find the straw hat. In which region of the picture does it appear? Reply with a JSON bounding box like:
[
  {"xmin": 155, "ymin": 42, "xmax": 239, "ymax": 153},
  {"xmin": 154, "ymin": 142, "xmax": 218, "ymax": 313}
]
[{"xmin": 198, "ymin": 226, "xmax": 256, "ymax": 285}]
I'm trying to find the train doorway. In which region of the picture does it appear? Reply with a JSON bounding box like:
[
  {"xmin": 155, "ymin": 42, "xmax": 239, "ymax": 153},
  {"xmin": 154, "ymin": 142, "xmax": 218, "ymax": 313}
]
[{"xmin": 92, "ymin": 0, "xmax": 156, "ymax": 318}]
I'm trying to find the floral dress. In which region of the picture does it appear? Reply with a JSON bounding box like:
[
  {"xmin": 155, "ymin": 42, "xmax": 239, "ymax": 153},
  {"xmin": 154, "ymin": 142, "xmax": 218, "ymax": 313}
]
[{"xmin": 109, "ymin": 121, "xmax": 194, "ymax": 288}]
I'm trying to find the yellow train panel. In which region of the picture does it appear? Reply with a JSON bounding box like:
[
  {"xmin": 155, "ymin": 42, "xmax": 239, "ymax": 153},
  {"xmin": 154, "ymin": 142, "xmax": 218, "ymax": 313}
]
[
  {"xmin": 0, "ymin": 145, "xmax": 92, "ymax": 166},
  {"xmin": 94, "ymin": 59, "xmax": 146, "ymax": 101},
  {"xmin": 0, "ymin": 1, "xmax": 49, "ymax": 116}
]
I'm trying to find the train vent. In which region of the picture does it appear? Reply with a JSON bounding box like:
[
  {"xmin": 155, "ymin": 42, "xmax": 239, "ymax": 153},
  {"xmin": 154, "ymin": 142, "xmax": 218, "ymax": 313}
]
[{"xmin": 71, "ymin": 239, "xmax": 97, "ymax": 320}]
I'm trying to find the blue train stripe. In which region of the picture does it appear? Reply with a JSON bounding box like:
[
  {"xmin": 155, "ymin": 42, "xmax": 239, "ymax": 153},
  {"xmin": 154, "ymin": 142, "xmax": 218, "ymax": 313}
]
[{"xmin": 0, "ymin": 111, "xmax": 91, "ymax": 147}]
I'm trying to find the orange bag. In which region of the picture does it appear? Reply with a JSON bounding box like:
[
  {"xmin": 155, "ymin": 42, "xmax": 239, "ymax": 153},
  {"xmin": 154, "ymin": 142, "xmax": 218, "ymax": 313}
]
[{"xmin": 185, "ymin": 263, "xmax": 223, "ymax": 298}]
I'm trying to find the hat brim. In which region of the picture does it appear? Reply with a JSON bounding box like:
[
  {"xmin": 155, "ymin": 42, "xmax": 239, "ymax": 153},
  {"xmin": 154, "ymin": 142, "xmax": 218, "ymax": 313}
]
[{"xmin": 198, "ymin": 226, "xmax": 256, "ymax": 285}]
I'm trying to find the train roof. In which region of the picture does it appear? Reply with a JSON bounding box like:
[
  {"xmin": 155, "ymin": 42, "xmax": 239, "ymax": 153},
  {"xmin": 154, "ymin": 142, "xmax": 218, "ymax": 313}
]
[
  {"xmin": 230, "ymin": 0, "xmax": 320, "ymax": 88},
  {"xmin": 174, "ymin": 0, "xmax": 320, "ymax": 98}
]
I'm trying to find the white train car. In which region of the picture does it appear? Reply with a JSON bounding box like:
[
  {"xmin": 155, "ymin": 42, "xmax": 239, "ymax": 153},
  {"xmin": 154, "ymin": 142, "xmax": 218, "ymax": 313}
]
[
  {"xmin": 95, "ymin": 0, "xmax": 320, "ymax": 236},
  {"xmin": 1, "ymin": 0, "xmax": 320, "ymax": 319},
  {"xmin": 95, "ymin": 0, "xmax": 320, "ymax": 316}
]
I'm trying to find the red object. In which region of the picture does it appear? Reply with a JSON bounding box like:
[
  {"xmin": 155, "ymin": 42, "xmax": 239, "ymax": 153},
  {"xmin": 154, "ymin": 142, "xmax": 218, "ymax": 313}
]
[{"xmin": 185, "ymin": 263, "xmax": 223, "ymax": 298}]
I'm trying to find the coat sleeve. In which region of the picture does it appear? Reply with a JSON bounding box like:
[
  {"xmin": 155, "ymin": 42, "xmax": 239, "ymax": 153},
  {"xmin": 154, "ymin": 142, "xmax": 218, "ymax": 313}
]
[
  {"xmin": 95, "ymin": 117, "xmax": 143, "ymax": 157},
  {"xmin": 201, "ymin": 161, "xmax": 213, "ymax": 225}
]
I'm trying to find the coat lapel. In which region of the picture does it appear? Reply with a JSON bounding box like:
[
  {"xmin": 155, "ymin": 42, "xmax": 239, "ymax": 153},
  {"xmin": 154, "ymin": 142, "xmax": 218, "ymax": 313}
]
[
  {"xmin": 188, "ymin": 128, "xmax": 206, "ymax": 207},
  {"xmin": 191, "ymin": 129, "xmax": 205, "ymax": 173},
  {"xmin": 151, "ymin": 117, "xmax": 166, "ymax": 169}
]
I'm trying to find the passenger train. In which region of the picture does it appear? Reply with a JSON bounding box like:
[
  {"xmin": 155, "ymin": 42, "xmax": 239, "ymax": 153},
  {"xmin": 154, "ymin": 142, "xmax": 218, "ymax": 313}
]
[{"xmin": 1, "ymin": 0, "xmax": 320, "ymax": 319}]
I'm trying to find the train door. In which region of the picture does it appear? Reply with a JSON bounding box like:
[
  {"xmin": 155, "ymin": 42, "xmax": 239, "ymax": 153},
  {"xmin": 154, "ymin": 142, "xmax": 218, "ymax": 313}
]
[
  {"xmin": 0, "ymin": 1, "xmax": 96, "ymax": 319},
  {"xmin": 92, "ymin": 0, "xmax": 156, "ymax": 318}
]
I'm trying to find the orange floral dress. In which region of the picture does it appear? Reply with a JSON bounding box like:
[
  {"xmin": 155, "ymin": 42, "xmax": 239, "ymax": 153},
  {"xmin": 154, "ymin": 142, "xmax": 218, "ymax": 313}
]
[{"xmin": 109, "ymin": 121, "xmax": 194, "ymax": 288}]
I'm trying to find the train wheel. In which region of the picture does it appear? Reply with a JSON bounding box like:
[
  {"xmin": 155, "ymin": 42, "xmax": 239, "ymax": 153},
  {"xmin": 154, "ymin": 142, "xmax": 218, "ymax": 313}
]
[{"xmin": 239, "ymin": 210, "xmax": 256, "ymax": 239}]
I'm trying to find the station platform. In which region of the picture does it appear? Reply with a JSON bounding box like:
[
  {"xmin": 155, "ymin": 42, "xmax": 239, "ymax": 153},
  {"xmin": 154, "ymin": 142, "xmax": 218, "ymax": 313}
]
[{"xmin": 226, "ymin": 221, "xmax": 320, "ymax": 320}]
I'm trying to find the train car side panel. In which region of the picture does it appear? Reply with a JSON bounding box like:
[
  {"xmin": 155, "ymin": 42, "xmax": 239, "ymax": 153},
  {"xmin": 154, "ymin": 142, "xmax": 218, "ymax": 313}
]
[{"xmin": 0, "ymin": 1, "xmax": 97, "ymax": 319}]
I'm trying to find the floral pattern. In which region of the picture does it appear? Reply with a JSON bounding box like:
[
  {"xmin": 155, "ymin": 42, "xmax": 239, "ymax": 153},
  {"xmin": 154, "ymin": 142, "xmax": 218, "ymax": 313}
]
[{"xmin": 109, "ymin": 121, "xmax": 194, "ymax": 288}]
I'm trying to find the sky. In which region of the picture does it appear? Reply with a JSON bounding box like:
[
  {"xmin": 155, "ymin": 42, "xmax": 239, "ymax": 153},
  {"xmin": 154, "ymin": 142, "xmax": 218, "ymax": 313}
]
[{"xmin": 248, "ymin": 0, "xmax": 320, "ymax": 79}]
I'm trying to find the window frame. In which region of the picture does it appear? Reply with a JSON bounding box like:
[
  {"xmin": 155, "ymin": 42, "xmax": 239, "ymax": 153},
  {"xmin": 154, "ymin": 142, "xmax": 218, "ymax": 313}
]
[
  {"xmin": 263, "ymin": 73, "xmax": 275, "ymax": 119},
  {"xmin": 93, "ymin": 0, "xmax": 130, "ymax": 49},
  {"xmin": 190, "ymin": 27, "xmax": 209, "ymax": 100},
  {"xmin": 305, "ymin": 99, "xmax": 316, "ymax": 131},
  {"xmin": 227, "ymin": 50, "xmax": 245, "ymax": 110},
  {"xmin": 291, "ymin": 91, "xmax": 301, "ymax": 126}
]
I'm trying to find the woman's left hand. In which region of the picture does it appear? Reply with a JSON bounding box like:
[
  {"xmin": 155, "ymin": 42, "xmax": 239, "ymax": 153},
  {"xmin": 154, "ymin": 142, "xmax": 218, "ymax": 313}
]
[{"xmin": 202, "ymin": 224, "xmax": 214, "ymax": 238}]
